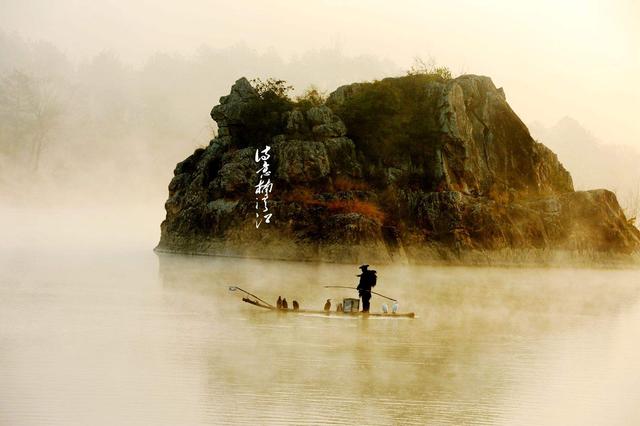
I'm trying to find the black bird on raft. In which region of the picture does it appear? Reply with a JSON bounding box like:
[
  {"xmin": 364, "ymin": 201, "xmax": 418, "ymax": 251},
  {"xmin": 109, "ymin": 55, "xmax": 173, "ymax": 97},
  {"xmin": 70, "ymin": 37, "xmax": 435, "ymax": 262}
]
[
  {"xmin": 324, "ymin": 299, "xmax": 331, "ymax": 312},
  {"xmin": 292, "ymin": 300, "xmax": 299, "ymax": 311},
  {"xmin": 276, "ymin": 296, "xmax": 282, "ymax": 309},
  {"xmin": 282, "ymin": 298, "xmax": 288, "ymax": 309}
]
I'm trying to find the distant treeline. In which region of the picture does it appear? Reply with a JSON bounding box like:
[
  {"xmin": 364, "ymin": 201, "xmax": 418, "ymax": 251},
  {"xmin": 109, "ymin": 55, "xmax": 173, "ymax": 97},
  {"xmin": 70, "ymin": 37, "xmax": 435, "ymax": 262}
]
[{"xmin": 0, "ymin": 32, "xmax": 398, "ymax": 204}]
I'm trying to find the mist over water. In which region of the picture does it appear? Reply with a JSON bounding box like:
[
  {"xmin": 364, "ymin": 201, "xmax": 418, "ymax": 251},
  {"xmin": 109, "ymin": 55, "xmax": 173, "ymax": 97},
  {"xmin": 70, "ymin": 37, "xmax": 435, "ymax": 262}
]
[
  {"xmin": 2, "ymin": 2, "xmax": 640, "ymax": 424},
  {"xmin": 2, "ymin": 208, "xmax": 640, "ymax": 425}
]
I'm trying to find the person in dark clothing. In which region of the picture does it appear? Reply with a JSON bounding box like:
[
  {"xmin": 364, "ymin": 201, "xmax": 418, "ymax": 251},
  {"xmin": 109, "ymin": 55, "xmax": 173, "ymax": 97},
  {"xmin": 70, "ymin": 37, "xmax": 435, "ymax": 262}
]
[{"xmin": 356, "ymin": 264, "xmax": 377, "ymax": 312}]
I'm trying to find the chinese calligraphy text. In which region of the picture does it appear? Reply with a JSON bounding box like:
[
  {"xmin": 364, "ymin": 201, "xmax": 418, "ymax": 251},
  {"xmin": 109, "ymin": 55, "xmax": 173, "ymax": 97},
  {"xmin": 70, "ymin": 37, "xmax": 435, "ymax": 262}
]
[{"xmin": 255, "ymin": 146, "xmax": 273, "ymax": 228}]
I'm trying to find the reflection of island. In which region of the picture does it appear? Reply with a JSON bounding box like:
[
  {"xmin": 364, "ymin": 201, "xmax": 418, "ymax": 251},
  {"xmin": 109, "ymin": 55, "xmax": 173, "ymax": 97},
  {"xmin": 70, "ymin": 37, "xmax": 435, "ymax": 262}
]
[{"xmin": 156, "ymin": 74, "xmax": 640, "ymax": 264}]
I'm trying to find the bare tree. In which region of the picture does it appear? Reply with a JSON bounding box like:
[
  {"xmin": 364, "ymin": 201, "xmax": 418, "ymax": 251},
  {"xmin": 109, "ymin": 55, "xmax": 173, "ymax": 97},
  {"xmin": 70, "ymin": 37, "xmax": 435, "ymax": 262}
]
[
  {"xmin": 0, "ymin": 70, "xmax": 61, "ymax": 170},
  {"xmin": 622, "ymin": 181, "xmax": 640, "ymax": 225},
  {"xmin": 406, "ymin": 56, "xmax": 453, "ymax": 79}
]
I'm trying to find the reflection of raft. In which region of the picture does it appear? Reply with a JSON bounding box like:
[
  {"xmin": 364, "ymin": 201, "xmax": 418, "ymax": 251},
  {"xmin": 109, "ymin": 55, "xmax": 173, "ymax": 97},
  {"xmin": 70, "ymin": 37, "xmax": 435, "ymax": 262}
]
[{"xmin": 241, "ymin": 297, "xmax": 416, "ymax": 318}]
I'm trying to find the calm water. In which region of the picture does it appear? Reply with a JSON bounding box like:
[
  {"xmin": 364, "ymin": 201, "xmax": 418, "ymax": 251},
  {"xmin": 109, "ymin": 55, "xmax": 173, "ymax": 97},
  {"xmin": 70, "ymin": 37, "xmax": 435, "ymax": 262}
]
[{"xmin": 2, "ymin": 208, "xmax": 640, "ymax": 425}]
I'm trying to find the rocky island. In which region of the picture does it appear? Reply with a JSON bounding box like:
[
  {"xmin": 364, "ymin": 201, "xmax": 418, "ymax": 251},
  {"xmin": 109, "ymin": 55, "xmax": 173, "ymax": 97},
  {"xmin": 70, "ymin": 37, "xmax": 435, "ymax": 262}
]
[{"xmin": 156, "ymin": 74, "xmax": 640, "ymax": 264}]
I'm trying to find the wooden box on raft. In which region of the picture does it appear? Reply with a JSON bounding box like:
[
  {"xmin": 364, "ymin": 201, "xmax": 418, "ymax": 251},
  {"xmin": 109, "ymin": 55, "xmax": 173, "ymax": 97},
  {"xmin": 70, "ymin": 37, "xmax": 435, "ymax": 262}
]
[{"xmin": 342, "ymin": 298, "xmax": 360, "ymax": 313}]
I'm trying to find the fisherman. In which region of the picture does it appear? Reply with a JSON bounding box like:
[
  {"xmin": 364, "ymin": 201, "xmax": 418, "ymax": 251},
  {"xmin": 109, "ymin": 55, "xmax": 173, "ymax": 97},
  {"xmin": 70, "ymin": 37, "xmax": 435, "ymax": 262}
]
[{"xmin": 356, "ymin": 264, "xmax": 377, "ymax": 312}]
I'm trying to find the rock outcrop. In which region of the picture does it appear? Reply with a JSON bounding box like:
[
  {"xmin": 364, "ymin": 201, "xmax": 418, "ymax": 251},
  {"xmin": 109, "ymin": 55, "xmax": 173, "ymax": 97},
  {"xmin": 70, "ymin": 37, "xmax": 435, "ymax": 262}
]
[{"xmin": 156, "ymin": 75, "xmax": 640, "ymax": 264}]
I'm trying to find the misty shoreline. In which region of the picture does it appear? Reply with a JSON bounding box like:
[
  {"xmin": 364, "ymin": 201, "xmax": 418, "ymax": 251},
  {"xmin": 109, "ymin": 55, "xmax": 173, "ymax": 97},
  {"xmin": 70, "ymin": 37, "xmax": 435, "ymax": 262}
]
[{"xmin": 154, "ymin": 246, "xmax": 640, "ymax": 271}]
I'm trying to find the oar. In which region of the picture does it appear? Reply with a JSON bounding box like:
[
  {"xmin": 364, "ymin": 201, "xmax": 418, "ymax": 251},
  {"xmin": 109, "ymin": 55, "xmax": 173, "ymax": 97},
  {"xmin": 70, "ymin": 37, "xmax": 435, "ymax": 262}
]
[
  {"xmin": 228, "ymin": 286, "xmax": 275, "ymax": 308},
  {"xmin": 323, "ymin": 285, "xmax": 398, "ymax": 302}
]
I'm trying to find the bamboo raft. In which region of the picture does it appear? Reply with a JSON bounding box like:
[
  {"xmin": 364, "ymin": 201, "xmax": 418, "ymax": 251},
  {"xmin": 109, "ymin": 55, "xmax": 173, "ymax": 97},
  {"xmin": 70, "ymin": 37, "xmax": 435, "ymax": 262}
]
[{"xmin": 241, "ymin": 297, "xmax": 416, "ymax": 318}]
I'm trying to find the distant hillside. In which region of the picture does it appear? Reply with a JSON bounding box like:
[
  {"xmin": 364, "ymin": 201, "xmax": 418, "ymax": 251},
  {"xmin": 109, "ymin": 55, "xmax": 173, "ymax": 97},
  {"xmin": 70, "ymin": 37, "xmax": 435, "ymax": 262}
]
[{"xmin": 530, "ymin": 118, "xmax": 640, "ymax": 219}]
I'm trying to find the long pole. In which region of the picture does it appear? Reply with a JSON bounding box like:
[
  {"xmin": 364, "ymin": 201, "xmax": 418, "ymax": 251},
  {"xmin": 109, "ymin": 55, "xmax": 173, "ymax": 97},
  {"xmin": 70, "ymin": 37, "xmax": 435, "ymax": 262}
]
[
  {"xmin": 228, "ymin": 286, "xmax": 275, "ymax": 308},
  {"xmin": 323, "ymin": 285, "xmax": 398, "ymax": 302}
]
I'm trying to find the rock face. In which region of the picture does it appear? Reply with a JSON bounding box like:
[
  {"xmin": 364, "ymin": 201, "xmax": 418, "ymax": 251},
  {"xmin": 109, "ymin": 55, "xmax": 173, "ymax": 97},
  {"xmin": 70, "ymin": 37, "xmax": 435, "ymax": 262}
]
[{"xmin": 156, "ymin": 75, "xmax": 640, "ymax": 264}]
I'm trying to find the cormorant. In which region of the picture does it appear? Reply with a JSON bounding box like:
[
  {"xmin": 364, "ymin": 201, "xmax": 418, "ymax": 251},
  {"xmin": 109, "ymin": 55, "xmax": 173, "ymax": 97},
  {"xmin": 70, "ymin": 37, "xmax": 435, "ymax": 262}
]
[
  {"xmin": 282, "ymin": 298, "xmax": 288, "ymax": 309},
  {"xmin": 292, "ymin": 300, "xmax": 299, "ymax": 310},
  {"xmin": 276, "ymin": 296, "xmax": 282, "ymax": 309},
  {"xmin": 324, "ymin": 299, "xmax": 331, "ymax": 312}
]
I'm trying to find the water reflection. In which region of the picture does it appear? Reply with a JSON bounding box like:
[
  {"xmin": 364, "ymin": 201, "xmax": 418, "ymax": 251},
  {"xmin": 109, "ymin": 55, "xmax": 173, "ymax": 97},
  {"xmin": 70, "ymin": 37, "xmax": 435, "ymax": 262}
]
[
  {"xmin": 1, "ymin": 246, "xmax": 640, "ymax": 425},
  {"xmin": 158, "ymin": 254, "xmax": 640, "ymax": 425}
]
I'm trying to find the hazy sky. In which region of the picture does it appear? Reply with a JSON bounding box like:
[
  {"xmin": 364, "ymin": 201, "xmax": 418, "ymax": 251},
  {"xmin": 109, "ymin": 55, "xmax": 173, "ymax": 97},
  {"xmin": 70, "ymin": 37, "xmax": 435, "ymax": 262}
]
[{"xmin": 2, "ymin": 0, "xmax": 638, "ymax": 149}]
